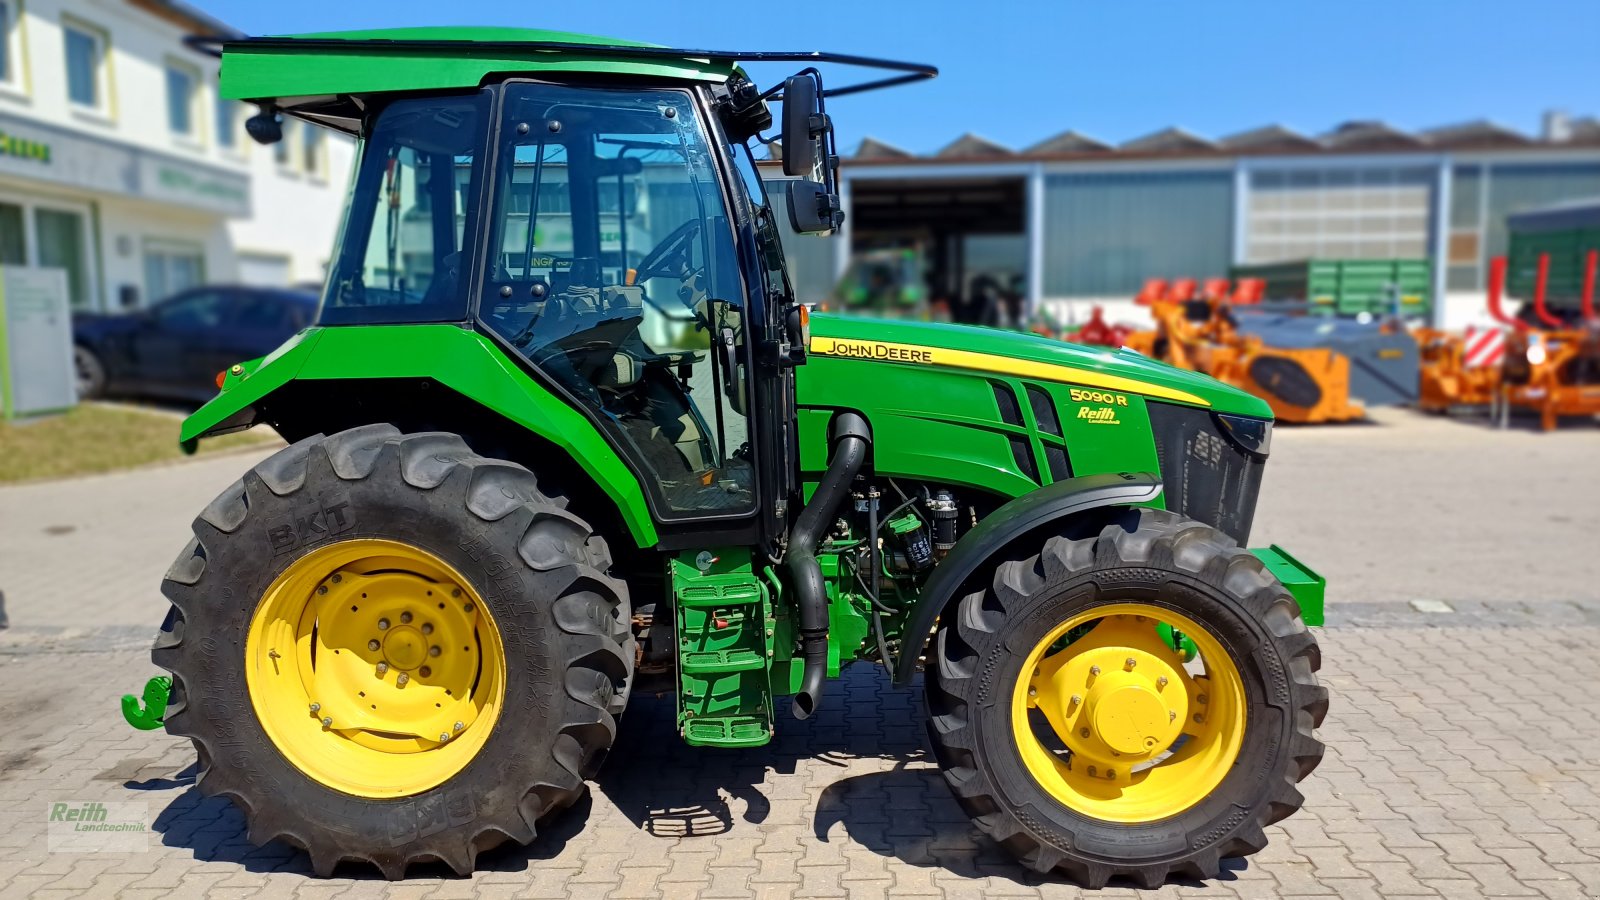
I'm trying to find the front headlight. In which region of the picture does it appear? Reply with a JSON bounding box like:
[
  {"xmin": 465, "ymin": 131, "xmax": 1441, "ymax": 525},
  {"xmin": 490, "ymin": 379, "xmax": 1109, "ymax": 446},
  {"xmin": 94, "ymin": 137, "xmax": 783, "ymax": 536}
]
[
  {"xmin": 1527, "ymin": 342, "xmax": 1548, "ymax": 366},
  {"xmin": 1214, "ymin": 412, "xmax": 1272, "ymax": 457}
]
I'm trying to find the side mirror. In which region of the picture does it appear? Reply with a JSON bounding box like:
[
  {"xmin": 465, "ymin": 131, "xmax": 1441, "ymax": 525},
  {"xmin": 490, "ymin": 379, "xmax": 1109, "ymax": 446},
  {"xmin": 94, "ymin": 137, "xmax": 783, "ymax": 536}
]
[
  {"xmin": 786, "ymin": 180, "xmax": 841, "ymax": 235},
  {"xmin": 245, "ymin": 107, "xmax": 283, "ymax": 146},
  {"xmin": 781, "ymin": 75, "xmax": 823, "ymax": 180}
]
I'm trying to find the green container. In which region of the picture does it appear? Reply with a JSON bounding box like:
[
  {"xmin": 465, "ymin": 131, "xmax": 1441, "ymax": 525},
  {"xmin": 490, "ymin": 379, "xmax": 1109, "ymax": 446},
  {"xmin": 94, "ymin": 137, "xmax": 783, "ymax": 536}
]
[
  {"xmin": 1231, "ymin": 258, "xmax": 1432, "ymax": 317},
  {"xmin": 1505, "ymin": 200, "xmax": 1600, "ymax": 307}
]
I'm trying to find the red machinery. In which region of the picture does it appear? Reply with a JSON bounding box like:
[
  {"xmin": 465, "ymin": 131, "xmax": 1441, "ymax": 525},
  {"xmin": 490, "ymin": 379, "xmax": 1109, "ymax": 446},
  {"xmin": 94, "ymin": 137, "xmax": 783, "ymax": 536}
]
[{"xmin": 1496, "ymin": 250, "xmax": 1600, "ymax": 429}]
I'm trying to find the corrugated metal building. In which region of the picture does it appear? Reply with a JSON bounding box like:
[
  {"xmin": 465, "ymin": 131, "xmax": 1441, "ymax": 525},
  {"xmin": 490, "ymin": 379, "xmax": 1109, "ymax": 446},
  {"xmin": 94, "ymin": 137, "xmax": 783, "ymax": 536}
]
[{"xmin": 762, "ymin": 113, "xmax": 1600, "ymax": 328}]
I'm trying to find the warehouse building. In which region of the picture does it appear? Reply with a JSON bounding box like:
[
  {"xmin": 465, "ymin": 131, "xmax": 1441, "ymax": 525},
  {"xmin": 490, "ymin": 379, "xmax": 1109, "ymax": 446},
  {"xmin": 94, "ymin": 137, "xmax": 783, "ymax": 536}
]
[
  {"xmin": 768, "ymin": 114, "xmax": 1600, "ymax": 329},
  {"xmin": 0, "ymin": 0, "xmax": 353, "ymax": 311}
]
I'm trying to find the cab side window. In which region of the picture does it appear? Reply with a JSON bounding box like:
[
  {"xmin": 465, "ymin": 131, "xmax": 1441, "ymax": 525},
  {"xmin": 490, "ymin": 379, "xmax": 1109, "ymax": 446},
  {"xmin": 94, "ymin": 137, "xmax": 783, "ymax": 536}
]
[{"xmin": 479, "ymin": 83, "xmax": 755, "ymax": 518}]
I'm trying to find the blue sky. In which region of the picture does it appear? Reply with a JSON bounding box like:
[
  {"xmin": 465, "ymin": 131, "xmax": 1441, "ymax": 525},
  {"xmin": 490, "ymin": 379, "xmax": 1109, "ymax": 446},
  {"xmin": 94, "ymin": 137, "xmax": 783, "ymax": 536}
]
[{"xmin": 200, "ymin": 0, "xmax": 1599, "ymax": 155}]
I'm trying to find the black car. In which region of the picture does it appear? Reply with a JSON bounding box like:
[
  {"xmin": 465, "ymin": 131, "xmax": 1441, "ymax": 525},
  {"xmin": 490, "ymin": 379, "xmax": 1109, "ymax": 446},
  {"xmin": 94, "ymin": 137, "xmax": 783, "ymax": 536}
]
[{"xmin": 73, "ymin": 285, "xmax": 319, "ymax": 404}]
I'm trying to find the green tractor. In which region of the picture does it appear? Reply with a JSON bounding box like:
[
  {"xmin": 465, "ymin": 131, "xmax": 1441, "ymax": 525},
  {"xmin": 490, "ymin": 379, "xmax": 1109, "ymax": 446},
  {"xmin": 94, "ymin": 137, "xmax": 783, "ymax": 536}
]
[{"xmin": 141, "ymin": 28, "xmax": 1327, "ymax": 887}]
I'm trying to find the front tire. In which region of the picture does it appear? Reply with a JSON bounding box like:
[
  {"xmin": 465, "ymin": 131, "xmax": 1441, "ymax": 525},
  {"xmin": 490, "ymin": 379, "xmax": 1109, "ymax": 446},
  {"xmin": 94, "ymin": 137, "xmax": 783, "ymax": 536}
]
[
  {"xmin": 924, "ymin": 508, "xmax": 1326, "ymax": 888},
  {"xmin": 153, "ymin": 424, "xmax": 633, "ymax": 877}
]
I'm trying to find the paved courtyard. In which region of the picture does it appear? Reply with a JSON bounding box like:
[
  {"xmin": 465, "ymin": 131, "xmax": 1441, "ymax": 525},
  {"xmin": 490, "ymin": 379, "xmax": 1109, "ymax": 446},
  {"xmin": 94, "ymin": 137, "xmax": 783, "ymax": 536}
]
[{"xmin": 1, "ymin": 408, "xmax": 1598, "ymax": 898}]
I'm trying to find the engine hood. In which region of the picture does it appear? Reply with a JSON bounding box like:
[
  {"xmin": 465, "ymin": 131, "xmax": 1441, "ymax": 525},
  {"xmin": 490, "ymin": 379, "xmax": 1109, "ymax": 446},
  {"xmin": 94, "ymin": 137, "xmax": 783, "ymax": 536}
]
[{"xmin": 803, "ymin": 314, "xmax": 1272, "ymax": 418}]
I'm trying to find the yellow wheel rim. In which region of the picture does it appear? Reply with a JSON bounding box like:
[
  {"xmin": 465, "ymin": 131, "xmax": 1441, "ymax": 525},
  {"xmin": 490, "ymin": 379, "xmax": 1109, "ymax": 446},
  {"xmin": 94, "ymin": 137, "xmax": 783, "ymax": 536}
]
[
  {"xmin": 1011, "ymin": 603, "xmax": 1246, "ymax": 823},
  {"xmin": 244, "ymin": 539, "xmax": 506, "ymax": 799}
]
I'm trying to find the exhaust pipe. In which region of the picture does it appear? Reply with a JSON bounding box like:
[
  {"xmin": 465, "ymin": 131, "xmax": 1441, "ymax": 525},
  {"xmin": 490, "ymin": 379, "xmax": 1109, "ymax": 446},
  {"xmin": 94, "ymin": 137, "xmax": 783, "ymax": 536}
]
[{"xmin": 786, "ymin": 411, "xmax": 869, "ymax": 720}]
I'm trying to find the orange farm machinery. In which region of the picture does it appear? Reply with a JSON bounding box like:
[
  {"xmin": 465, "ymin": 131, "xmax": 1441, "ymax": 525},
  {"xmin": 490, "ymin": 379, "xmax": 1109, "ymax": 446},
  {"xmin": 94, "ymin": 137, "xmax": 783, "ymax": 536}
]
[{"xmin": 1124, "ymin": 277, "xmax": 1371, "ymax": 424}]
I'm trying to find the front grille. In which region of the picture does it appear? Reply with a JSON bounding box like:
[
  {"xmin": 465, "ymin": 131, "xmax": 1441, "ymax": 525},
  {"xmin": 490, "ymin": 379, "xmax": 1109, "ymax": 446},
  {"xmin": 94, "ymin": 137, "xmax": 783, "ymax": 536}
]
[{"xmin": 1147, "ymin": 402, "xmax": 1265, "ymax": 544}]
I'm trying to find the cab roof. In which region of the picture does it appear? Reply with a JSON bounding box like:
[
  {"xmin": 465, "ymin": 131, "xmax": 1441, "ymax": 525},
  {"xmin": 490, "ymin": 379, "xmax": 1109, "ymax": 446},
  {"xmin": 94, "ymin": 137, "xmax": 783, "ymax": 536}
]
[{"xmin": 218, "ymin": 27, "xmax": 739, "ymax": 106}]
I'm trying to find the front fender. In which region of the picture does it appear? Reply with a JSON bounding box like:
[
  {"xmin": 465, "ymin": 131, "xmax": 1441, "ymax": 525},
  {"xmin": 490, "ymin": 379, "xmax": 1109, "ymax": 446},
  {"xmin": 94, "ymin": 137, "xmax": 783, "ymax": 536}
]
[{"xmin": 891, "ymin": 471, "xmax": 1164, "ymax": 685}]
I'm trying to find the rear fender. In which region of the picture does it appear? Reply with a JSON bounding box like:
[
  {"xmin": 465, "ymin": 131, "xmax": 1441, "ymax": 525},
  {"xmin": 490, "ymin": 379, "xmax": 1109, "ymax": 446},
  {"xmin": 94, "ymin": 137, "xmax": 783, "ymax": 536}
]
[
  {"xmin": 180, "ymin": 324, "xmax": 659, "ymax": 547},
  {"xmin": 891, "ymin": 472, "xmax": 1164, "ymax": 685}
]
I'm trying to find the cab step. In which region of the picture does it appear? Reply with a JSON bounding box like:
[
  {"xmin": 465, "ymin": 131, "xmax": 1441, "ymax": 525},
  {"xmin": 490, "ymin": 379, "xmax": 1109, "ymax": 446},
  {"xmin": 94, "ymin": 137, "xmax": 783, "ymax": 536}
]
[{"xmin": 671, "ymin": 551, "xmax": 775, "ymax": 748}]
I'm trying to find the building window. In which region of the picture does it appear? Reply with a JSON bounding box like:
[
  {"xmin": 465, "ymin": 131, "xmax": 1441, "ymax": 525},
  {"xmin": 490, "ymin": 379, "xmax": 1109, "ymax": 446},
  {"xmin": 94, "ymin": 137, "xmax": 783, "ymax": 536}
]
[
  {"xmin": 165, "ymin": 59, "xmax": 198, "ymax": 138},
  {"xmin": 63, "ymin": 19, "xmax": 107, "ymax": 112},
  {"xmin": 0, "ymin": 1, "xmax": 16, "ymax": 88},
  {"xmin": 274, "ymin": 119, "xmax": 293, "ymax": 167},
  {"xmin": 1245, "ymin": 166, "xmax": 1434, "ymax": 263},
  {"xmin": 216, "ymin": 96, "xmax": 239, "ymax": 150},
  {"xmin": 144, "ymin": 240, "xmax": 206, "ymax": 303},
  {"xmin": 34, "ymin": 207, "xmax": 91, "ymax": 309},
  {"xmin": 302, "ymin": 124, "xmax": 324, "ymax": 178}
]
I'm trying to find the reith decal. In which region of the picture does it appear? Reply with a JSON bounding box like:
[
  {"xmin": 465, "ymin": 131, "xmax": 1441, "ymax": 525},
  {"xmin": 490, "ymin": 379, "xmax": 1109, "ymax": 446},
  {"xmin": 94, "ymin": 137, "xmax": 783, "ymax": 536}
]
[{"xmin": 1076, "ymin": 406, "xmax": 1122, "ymax": 424}]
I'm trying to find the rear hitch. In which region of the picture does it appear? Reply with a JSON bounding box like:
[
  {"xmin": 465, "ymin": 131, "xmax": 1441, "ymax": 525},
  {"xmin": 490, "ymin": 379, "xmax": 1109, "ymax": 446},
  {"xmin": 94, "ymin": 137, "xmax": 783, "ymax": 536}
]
[{"xmin": 121, "ymin": 676, "xmax": 172, "ymax": 731}]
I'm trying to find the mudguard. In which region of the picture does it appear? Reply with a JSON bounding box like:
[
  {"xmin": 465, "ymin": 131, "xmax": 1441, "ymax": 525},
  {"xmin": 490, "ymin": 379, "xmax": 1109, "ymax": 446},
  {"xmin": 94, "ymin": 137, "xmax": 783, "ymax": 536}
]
[
  {"xmin": 180, "ymin": 324, "xmax": 660, "ymax": 547},
  {"xmin": 891, "ymin": 471, "xmax": 1164, "ymax": 685}
]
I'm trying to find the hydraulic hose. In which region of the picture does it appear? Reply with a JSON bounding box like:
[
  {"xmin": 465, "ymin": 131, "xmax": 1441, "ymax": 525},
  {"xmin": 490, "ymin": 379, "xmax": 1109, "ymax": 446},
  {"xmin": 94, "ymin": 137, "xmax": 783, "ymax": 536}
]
[{"xmin": 786, "ymin": 411, "xmax": 870, "ymax": 720}]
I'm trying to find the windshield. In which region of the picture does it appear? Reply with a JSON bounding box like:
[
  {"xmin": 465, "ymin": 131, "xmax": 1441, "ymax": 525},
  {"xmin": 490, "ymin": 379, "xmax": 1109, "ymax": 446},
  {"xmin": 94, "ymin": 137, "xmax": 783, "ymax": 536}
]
[
  {"xmin": 319, "ymin": 91, "xmax": 489, "ymax": 325},
  {"xmin": 481, "ymin": 82, "xmax": 755, "ymax": 518}
]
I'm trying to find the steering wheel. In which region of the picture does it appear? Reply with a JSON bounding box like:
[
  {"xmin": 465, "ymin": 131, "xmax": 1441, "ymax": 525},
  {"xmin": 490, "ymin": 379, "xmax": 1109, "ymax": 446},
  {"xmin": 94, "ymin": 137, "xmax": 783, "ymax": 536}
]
[{"xmin": 635, "ymin": 219, "xmax": 702, "ymax": 285}]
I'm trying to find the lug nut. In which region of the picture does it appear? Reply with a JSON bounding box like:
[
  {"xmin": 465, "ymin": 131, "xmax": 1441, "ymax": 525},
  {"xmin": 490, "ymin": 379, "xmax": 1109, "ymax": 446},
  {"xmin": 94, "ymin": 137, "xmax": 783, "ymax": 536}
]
[
  {"xmin": 1194, "ymin": 713, "xmax": 1204, "ymax": 723},
  {"xmin": 1105, "ymin": 769, "xmax": 1116, "ymax": 779},
  {"xmin": 316, "ymin": 585, "xmax": 328, "ymax": 595},
  {"xmin": 1027, "ymin": 686, "xmax": 1037, "ymax": 697},
  {"xmin": 429, "ymin": 646, "xmax": 441, "ymax": 657},
  {"xmin": 321, "ymin": 717, "xmax": 333, "ymax": 728},
  {"xmin": 451, "ymin": 589, "xmax": 462, "ymax": 598},
  {"xmin": 331, "ymin": 574, "xmax": 342, "ymax": 584},
  {"xmin": 368, "ymin": 640, "xmax": 381, "ymax": 652},
  {"xmin": 309, "ymin": 703, "xmax": 321, "ymax": 713},
  {"xmin": 1087, "ymin": 765, "xmax": 1097, "ymax": 777},
  {"xmin": 376, "ymin": 662, "xmax": 389, "ymax": 675},
  {"xmin": 1089, "ymin": 665, "xmax": 1101, "ymax": 677},
  {"xmin": 1125, "ymin": 657, "xmax": 1137, "ymax": 670},
  {"xmin": 1170, "ymin": 710, "xmax": 1178, "ymax": 722},
  {"xmin": 463, "ymin": 603, "xmax": 475, "ymax": 614},
  {"xmin": 454, "ymin": 722, "xmax": 463, "ymax": 732},
  {"xmin": 397, "ymin": 673, "xmax": 409, "ymax": 686},
  {"xmin": 400, "ymin": 612, "xmax": 412, "ymax": 624},
  {"xmin": 1070, "ymin": 694, "xmax": 1082, "ymax": 706},
  {"xmin": 440, "ymin": 733, "xmax": 450, "ymax": 743},
  {"xmin": 1197, "ymin": 694, "xmax": 1208, "ymax": 705},
  {"xmin": 378, "ymin": 618, "xmax": 390, "ymax": 631},
  {"xmin": 421, "ymin": 623, "xmax": 433, "ymax": 635},
  {"xmin": 1157, "ymin": 676, "xmax": 1169, "ymax": 689},
  {"xmin": 1080, "ymin": 727, "xmax": 1091, "ymax": 738}
]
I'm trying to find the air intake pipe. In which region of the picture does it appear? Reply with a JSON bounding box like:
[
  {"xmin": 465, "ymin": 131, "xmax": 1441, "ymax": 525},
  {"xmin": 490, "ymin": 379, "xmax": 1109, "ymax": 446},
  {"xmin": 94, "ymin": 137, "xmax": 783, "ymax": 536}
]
[{"xmin": 786, "ymin": 411, "xmax": 870, "ymax": 720}]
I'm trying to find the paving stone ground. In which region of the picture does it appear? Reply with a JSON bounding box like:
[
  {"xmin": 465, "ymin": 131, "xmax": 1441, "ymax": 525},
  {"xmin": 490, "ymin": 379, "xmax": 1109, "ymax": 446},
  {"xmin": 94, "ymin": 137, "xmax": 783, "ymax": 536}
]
[{"xmin": 1, "ymin": 407, "xmax": 1597, "ymax": 898}]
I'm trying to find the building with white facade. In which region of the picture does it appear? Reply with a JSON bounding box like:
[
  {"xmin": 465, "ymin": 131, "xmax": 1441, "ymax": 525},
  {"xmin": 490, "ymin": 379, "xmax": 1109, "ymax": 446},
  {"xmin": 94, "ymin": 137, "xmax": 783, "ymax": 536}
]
[{"xmin": 0, "ymin": 0, "xmax": 353, "ymax": 311}]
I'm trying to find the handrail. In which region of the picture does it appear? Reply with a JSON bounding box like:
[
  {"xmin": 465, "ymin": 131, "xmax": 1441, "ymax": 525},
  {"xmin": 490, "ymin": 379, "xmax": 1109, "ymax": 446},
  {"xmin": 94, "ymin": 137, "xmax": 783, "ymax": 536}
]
[{"xmin": 182, "ymin": 35, "xmax": 938, "ymax": 98}]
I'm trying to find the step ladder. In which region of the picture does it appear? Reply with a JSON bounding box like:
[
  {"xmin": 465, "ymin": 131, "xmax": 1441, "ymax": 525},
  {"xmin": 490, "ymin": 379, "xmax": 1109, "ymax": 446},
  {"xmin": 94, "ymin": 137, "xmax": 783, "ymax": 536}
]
[{"xmin": 672, "ymin": 553, "xmax": 774, "ymax": 748}]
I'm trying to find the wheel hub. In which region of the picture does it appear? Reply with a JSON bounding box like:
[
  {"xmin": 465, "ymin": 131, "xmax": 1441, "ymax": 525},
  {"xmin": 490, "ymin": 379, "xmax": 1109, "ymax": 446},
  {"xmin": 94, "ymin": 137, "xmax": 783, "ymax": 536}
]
[
  {"xmin": 1014, "ymin": 605, "xmax": 1244, "ymax": 822},
  {"xmin": 245, "ymin": 539, "xmax": 506, "ymax": 798}
]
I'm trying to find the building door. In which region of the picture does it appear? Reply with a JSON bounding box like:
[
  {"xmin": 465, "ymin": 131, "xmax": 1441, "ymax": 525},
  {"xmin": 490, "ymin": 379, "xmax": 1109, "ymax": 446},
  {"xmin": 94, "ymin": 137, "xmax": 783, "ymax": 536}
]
[
  {"xmin": 0, "ymin": 202, "xmax": 25, "ymax": 265},
  {"xmin": 32, "ymin": 208, "xmax": 92, "ymax": 310}
]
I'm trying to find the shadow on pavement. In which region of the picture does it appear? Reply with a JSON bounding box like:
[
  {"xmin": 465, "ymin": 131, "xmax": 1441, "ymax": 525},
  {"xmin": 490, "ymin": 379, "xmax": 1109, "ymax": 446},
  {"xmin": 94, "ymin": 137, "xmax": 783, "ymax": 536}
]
[{"xmin": 141, "ymin": 664, "xmax": 1254, "ymax": 887}]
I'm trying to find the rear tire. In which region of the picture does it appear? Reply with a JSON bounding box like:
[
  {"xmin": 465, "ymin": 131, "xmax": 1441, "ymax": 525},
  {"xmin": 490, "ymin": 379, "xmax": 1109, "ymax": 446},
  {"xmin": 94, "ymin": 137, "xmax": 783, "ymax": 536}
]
[
  {"xmin": 153, "ymin": 424, "xmax": 633, "ymax": 878},
  {"xmin": 924, "ymin": 508, "xmax": 1326, "ymax": 888}
]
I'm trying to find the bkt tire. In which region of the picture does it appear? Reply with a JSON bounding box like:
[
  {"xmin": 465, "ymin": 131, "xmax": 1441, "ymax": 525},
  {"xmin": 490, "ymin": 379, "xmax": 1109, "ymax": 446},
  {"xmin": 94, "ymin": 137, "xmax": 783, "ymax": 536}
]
[
  {"xmin": 924, "ymin": 508, "xmax": 1326, "ymax": 888},
  {"xmin": 153, "ymin": 424, "xmax": 633, "ymax": 878}
]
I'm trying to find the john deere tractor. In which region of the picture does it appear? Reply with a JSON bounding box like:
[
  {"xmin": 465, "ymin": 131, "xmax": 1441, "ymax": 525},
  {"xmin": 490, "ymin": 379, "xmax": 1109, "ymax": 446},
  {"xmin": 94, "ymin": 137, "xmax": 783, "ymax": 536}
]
[{"xmin": 138, "ymin": 28, "xmax": 1327, "ymax": 887}]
